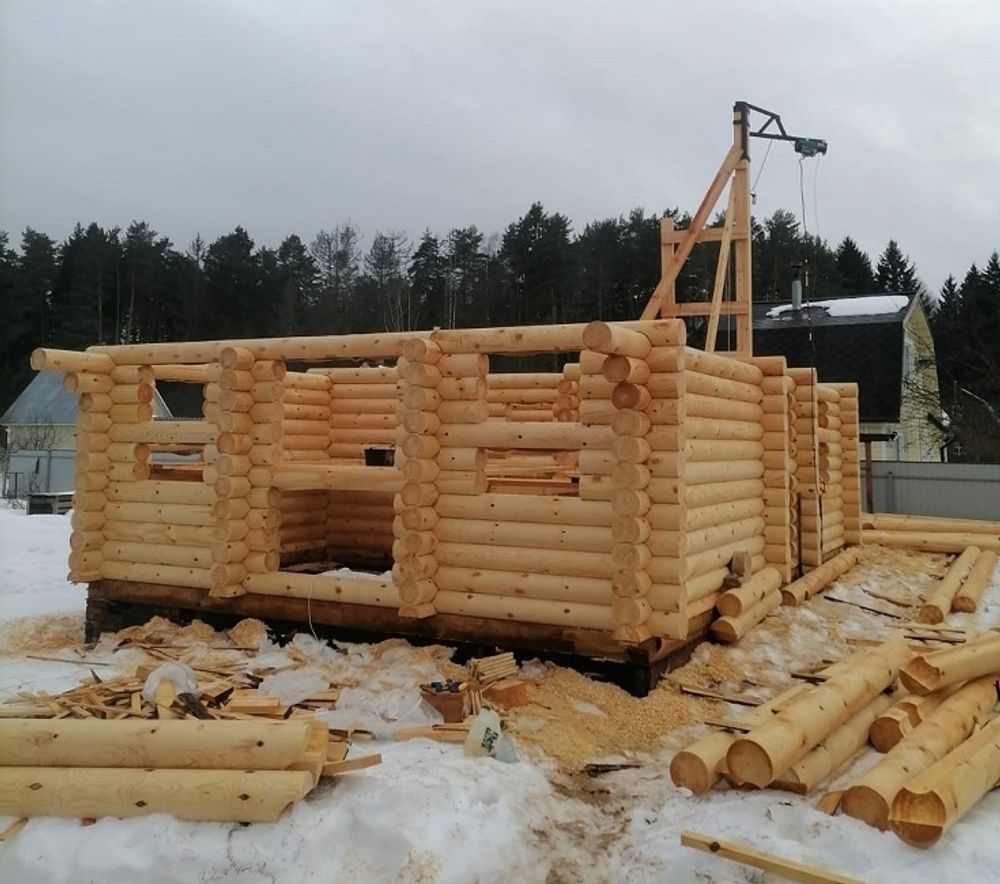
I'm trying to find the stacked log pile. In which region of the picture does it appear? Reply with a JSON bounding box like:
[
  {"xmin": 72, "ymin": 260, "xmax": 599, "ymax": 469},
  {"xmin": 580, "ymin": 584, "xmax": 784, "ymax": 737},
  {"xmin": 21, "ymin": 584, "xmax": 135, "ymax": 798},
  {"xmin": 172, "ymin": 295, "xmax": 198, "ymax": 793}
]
[
  {"xmin": 674, "ymin": 631, "xmax": 1000, "ymax": 849},
  {"xmin": 861, "ymin": 513, "xmax": 1000, "ymax": 554},
  {"xmin": 0, "ymin": 718, "xmax": 328, "ymax": 822}
]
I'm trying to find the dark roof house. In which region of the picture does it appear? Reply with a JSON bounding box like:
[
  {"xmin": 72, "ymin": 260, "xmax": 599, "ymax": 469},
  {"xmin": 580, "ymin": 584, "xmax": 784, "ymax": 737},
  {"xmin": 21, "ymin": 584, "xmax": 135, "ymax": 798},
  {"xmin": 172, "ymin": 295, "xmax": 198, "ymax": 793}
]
[{"xmin": 752, "ymin": 294, "xmax": 912, "ymax": 423}]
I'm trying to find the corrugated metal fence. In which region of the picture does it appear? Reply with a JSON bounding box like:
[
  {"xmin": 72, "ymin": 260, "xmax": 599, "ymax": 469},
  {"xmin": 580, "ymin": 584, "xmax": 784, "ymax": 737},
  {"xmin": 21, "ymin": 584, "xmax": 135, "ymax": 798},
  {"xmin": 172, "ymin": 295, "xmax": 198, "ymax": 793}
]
[{"xmin": 867, "ymin": 460, "xmax": 1000, "ymax": 520}]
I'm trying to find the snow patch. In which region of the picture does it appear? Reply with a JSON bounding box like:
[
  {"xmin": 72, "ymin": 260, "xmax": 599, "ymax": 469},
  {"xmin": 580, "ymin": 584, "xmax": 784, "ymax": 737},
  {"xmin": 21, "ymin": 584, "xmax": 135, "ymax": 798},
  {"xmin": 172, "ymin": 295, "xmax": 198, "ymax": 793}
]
[{"xmin": 767, "ymin": 294, "xmax": 909, "ymax": 318}]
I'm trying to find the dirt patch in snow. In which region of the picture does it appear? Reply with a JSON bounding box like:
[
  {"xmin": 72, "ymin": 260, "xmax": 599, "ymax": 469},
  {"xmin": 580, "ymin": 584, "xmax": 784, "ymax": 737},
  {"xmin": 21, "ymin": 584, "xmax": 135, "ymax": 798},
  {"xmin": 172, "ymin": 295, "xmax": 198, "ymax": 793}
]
[{"xmin": 0, "ymin": 612, "xmax": 85, "ymax": 654}]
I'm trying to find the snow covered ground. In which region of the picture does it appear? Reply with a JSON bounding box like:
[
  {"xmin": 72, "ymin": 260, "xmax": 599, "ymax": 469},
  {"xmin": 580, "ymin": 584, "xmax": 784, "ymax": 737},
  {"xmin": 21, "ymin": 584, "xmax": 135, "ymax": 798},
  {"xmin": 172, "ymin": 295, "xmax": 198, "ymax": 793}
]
[{"xmin": 1, "ymin": 502, "xmax": 1000, "ymax": 883}]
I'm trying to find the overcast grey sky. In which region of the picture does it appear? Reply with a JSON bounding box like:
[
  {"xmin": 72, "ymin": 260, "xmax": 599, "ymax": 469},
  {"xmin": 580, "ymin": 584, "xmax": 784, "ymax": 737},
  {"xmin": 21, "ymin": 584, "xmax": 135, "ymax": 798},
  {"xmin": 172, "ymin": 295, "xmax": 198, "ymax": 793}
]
[{"xmin": 2, "ymin": 1, "xmax": 998, "ymax": 293}]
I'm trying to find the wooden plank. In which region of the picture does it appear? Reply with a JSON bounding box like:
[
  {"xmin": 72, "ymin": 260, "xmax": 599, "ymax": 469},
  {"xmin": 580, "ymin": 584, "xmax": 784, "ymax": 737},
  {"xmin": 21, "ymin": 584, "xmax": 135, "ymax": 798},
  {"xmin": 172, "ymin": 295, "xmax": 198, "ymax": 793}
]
[
  {"xmin": 680, "ymin": 831, "xmax": 862, "ymax": 884},
  {"xmin": 321, "ymin": 753, "xmax": 382, "ymax": 776},
  {"xmin": 641, "ymin": 144, "xmax": 742, "ymax": 320},
  {"xmin": 704, "ymin": 184, "xmax": 738, "ymax": 354}
]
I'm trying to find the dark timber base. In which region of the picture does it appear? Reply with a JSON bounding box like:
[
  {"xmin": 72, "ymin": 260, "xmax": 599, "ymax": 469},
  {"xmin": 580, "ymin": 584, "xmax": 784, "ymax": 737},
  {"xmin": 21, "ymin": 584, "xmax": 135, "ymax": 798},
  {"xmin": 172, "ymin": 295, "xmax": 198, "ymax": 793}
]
[{"xmin": 86, "ymin": 579, "xmax": 708, "ymax": 697}]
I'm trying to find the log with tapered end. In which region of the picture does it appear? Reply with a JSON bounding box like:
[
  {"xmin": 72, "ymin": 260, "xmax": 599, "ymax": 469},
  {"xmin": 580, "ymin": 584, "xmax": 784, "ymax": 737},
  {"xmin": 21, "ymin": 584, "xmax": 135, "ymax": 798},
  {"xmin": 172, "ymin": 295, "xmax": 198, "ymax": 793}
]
[
  {"xmin": 772, "ymin": 693, "xmax": 894, "ymax": 795},
  {"xmin": 0, "ymin": 766, "xmax": 315, "ymax": 822},
  {"xmin": 918, "ymin": 546, "xmax": 981, "ymax": 623},
  {"xmin": 869, "ymin": 687, "xmax": 959, "ymax": 753},
  {"xmin": 889, "ymin": 711, "xmax": 1000, "ymax": 848},
  {"xmin": 780, "ymin": 547, "xmax": 860, "ymax": 606},
  {"xmin": 715, "ymin": 567, "xmax": 781, "ymax": 617},
  {"xmin": 669, "ymin": 683, "xmax": 810, "ymax": 795},
  {"xmin": 841, "ymin": 676, "xmax": 998, "ymax": 830},
  {"xmin": 953, "ymin": 550, "xmax": 999, "ymax": 613},
  {"xmin": 726, "ymin": 639, "xmax": 912, "ymax": 788},
  {"xmin": 899, "ymin": 631, "xmax": 1000, "ymax": 695},
  {"xmin": 710, "ymin": 588, "xmax": 782, "ymax": 645}
]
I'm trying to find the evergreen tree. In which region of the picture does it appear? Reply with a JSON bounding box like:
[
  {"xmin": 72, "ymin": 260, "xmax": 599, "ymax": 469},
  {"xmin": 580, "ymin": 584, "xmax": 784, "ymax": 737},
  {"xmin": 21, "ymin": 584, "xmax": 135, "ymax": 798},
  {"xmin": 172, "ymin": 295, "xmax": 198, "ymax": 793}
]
[
  {"xmin": 408, "ymin": 231, "xmax": 446, "ymax": 327},
  {"xmin": 203, "ymin": 227, "xmax": 261, "ymax": 338},
  {"xmin": 499, "ymin": 203, "xmax": 574, "ymax": 327},
  {"xmin": 875, "ymin": 240, "xmax": 921, "ymax": 293},
  {"xmin": 834, "ymin": 237, "xmax": 876, "ymax": 294},
  {"xmin": 273, "ymin": 235, "xmax": 317, "ymax": 334},
  {"xmin": 444, "ymin": 226, "xmax": 485, "ymax": 328},
  {"xmin": 753, "ymin": 209, "xmax": 802, "ymax": 302}
]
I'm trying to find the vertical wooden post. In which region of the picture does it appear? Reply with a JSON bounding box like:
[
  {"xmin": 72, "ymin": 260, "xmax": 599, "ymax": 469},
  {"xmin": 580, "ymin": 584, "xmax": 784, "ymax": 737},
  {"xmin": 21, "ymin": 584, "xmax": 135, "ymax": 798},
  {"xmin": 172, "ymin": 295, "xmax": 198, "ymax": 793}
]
[{"xmin": 731, "ymin": 105, "xmax": 753, "ymax": 356}]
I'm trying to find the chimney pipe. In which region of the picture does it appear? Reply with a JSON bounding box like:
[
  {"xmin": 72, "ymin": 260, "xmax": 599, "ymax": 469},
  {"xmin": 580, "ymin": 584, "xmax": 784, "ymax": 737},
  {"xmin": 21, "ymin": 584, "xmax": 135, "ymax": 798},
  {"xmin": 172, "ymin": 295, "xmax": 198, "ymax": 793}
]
[{"xmin": 791, "ymin": 264, "xmax": 803, "ymax": 310}]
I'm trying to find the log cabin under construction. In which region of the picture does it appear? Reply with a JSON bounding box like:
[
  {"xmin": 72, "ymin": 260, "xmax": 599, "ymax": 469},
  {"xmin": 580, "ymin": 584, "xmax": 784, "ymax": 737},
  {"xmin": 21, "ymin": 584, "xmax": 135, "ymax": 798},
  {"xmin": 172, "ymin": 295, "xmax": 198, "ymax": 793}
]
[{"xmin": 31, "ymin": 317, "xmax": 863, "ymax": 685}]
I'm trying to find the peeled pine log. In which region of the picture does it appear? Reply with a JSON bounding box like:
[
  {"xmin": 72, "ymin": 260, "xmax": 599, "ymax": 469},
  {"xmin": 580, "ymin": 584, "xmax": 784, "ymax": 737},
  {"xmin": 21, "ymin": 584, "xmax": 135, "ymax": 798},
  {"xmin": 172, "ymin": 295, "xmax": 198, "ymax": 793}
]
[
  {"xmin": 953, "ymin": 550, "xmax": 999, "ymax": 613},
  {"xmin": 889, "ymin": 712, "xmax": 1000, "ymax": 847},
  {"xmin": 434, "ymin": 590, "xmax": 614, "ymax": 631},
  {"xmin": 0, "ymin": 766, "xmax": 314, "ymax": 822},
  {"xmin": 726, "ymin": 638, "xmax": 912, "ymax": 788},
  {"xmin": 711, "ymin": 588, "xmax": 782, "ymax": 644},
  {"xmin": 246, "ymin": 571, "xmax": 399, "ymax": 607},
  {"xmin": 772, "ymin": 692, "xmax": 895, "ymax": 794},
  {"xmin": 716, "ymin": 567, "xmax": 782, "ymax": 617},
  {"xmin": 869, "ymin": 688, "xmax": 955, "ymax": 753},
  {"xmin": 918, "ymin": 546, "xmax": 981, "ymax": 623},
  {"xmin": 780, "ymin": 547, "xmax": 860, "ymax": 605},
  {"xmin": 670, "ymin": 682, "xmax": 811, "ymax": 795},
  {"xmin": 899, "ymin": 631, "xmax": 1000, "ymax": 695},
  {"xmin": 866, "ymin": 512, "xmax": 1000, "ymax": 537},
  {"xmin": 841, "ymin": 676, "xmax": 999, "ymax": 830},
  {"xmin": 0, "ymin": 719, "xmax": 321, "ymax": 769},
  {"xmin": 863, "ymin": 529, "xmax": 1000, "ymax": 554}
]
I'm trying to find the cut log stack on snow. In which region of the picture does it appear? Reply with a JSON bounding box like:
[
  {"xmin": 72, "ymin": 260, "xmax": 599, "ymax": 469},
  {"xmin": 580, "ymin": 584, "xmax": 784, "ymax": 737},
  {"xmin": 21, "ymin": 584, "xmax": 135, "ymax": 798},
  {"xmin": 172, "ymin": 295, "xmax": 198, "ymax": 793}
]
[
  {"xmin": 861, "ymin": 512, "xmax": 1000, "ymax": 554},
  {"xmin": 918, "ymin": 546, "xmax": 981, "ymax": 624},
  {"xmin": 841, "ymin": 675, "xmax": 999, "ymax": 830},
  {"xmin": 954, "ymin": 549, "xmax": 999, "ymax": 613},
  {"xmin": 753, "ymin": 355, "xmax": 796, "ymax": 583},
  {"xmin": 726, "ymin": 638, "xmax": 912, "ymax": 789},
  {"xmin": 779, "ymin": 546, "xmax": 860, "ymax": 606},
  {"xmin": 889, "ymin": 710, "xmax": 1000, "ymax": 848},
  {"xmin": 671, "ymin": 641, "xmax": 911, "ymax": 796},
  {"xmin": 831, "ymin": 383, "xmax": 862, "ymax": 545},
  {"xmin": 0, "ymin": 718, "xmax": 334, "ymax": 823},
  {"xmin": 711, "ymin": 567, "xmax": 783, "ymax": 644}
]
